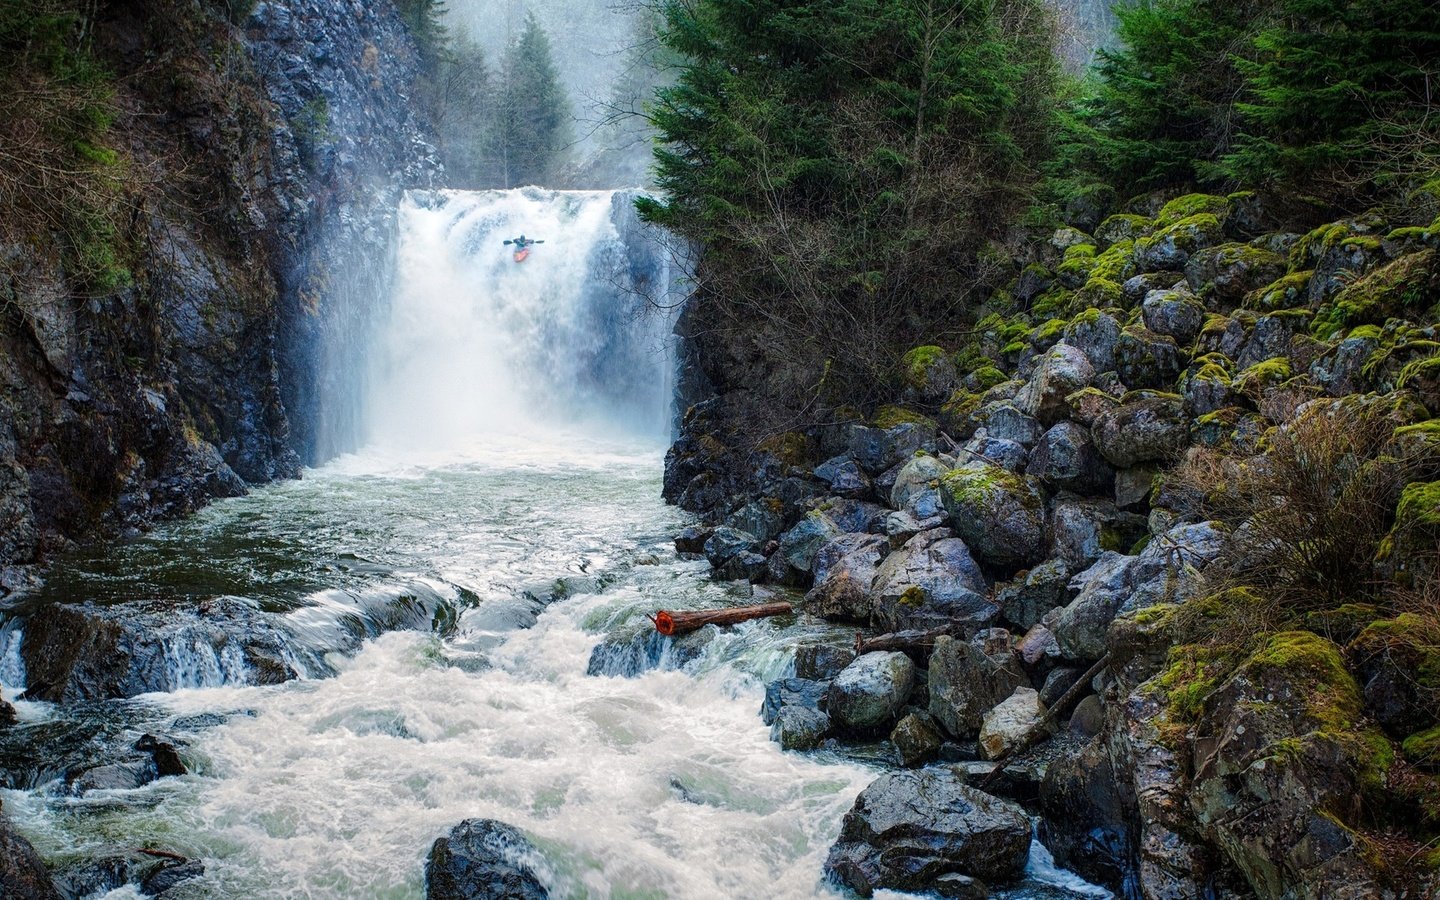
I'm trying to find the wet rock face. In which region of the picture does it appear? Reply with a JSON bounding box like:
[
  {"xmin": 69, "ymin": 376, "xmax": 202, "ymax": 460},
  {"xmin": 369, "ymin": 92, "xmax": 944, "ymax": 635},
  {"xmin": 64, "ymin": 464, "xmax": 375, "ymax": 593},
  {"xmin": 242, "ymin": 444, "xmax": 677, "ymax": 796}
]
[
  {"xmin": 828, "ymin": 652, "xmax": 916, "ymax": 732},
  {"xmin": 928, "ymin": 633, "xmax": 1031, "ymax": 739},
  {"xmin": 0, "ymin": 812, "xmax": 61, "ymax": 899},
  {"xmin": 426, "ymin": 819, "xmax": 551, "ymax": 900},
  {"xmin": 825, "ymin": 769, "xmax": 1032, "ymax": 895},
  {"xmin": 0, "ymin": 0, "xmax": 439, "ymax": 579},
  {"xmin": 20, "ymin": 598, "xmax": 307, "ymax": 703}
]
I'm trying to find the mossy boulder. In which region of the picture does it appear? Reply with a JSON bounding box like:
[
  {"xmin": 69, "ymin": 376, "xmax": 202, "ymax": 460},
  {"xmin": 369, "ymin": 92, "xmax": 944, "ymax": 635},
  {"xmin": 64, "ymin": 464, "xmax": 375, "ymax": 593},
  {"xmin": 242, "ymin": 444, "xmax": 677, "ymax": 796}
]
[
  {"xmin": 1156, "ymin": 193, "xmax": 1230, "ymax": 227},
  {"xmin": 1056, "ymin": 243, "xmax": 1098, "ymax": 288},
  {"xmin": 1310, "ymin": 249, "xmax": 1438, "ymax": 340},
  {"xmin": 1115, "ymin": 325, "xmax": 1184, "ymax": 390},
  {"xmin": 1096, "ymin": 213, "xmax": 1152, "ymax": 247},
  {"xmin": 1135, "ymin": 214, "xmax": 1225, "ymax": 272},
  {"xmin": 1185, "ymin": 243, "xmax": 1287, "ymax": 302},
  {"xmin": 1092, "ymin": 397, "xmax": 1189, "ymax": 468},
  {"xmin": 1245, "ymin": 270, "xmax": 1315, "ymax": 311},
  {"xmin": 1189, "ymin": 631, "xmax": 1395, "ymax": 900},
  {"xmin": 1140, "ymin": 289, "xmax": 1205, "ymax": 345},
  {"xmin": 1350, "ymin": 613, "xmax": 1440, "ymax": 739},
  {"xmin": 1063, "ymin": 308, "xmax": 1123, "ymax": 373},
  {"xmin": 1233, "ymin": 356, "xmax": 1294, "ymax": 402},
  {"xmin": 1015, "ymin": 342, "xmax": 1095, "ymax": 426},
  {"xmin": 1091, "ymin": 241, "xmax": 1138, "ymax": 283},
  {"xmin": 902, "ymin": 346, "xmax": 960, "ymax": 403},
  {"xmin": 937, "ymin": 464, "xmax": 1047, "ymax": 571},
  {"xmin": 1180, "ymin": 355, "xmax": 1237, "ymax": 417}
]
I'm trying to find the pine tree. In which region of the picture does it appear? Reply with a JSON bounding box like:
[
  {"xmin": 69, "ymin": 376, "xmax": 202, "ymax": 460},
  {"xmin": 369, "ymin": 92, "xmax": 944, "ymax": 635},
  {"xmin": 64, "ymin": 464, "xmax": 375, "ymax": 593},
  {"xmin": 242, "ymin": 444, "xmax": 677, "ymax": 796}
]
[
  {"xmin": 1222, "ymin": 0, "xmax": 1440, "ymax": 201},
  {"xmin": 435, "ymin": 32, "xmax": 495, "ymax": 188},
  {"xmin": 490, "ymin": 13, "xmax": 570, "ymax": 188},
  {"xmin": 639, "ymin": 0, "xmax": 1059, "ymax": 420}
]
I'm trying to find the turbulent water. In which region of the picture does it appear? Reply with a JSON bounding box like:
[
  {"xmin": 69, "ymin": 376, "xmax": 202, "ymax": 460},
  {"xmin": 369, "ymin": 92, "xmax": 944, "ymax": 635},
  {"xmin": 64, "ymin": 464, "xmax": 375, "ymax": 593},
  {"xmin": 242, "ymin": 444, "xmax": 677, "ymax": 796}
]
[{"xmin": 0, "ymin": 189, "xmax": 1107, "ymax": 899}]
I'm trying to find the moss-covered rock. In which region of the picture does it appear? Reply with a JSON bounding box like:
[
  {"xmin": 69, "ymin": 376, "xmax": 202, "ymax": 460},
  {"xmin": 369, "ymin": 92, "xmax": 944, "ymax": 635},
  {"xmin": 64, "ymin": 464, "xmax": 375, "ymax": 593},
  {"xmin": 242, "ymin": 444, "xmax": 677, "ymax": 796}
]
[
  {"xmin": 1091, "ymin": 241, "xmax": 1138, "ymax": 284},
  {"xmin": 1156, "ymin": 193, "xmax": 1230, "ymax": 229},
  {"xmin": 901, "ymin": 345, "xmax": 960, "ymax": 403},
  {"xmin": 1245, "ymin": 270, "xmax": 1315, "ymax": 311},
  {"xmin": 1185, "ymin": 243, "xmax": 1288, "ymax": 302},
  {"xmin": 1311, "ymin": 249, "xmax": 1438, "ymax": 340},
  {"xmin": 1115, "ymin": 325, "xmax": 1184, "ymax": 390},
  {"xmin": 1135, "ymin": 214, "xmax": 1225, "ymax": 272},
  {"xmin": 1095, "ymin": 213, "xmax": 1152, "ymax": 246},
  {"xmin": 937, "ymin": 464, "xmax": 1047, "ymax": 571},
  {"xmin": 1234, "ymin": 356, "xmax": 1294, "ymax": 401}
]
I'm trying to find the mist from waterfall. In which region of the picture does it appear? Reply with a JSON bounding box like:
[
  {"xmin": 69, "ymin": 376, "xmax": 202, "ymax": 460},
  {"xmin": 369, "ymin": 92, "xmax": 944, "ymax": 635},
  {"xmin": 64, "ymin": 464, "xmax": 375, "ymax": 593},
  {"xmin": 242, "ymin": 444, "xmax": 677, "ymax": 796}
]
[{"xmin": 364, "ymin": 187, "xmax": 682, "ymax": 456}]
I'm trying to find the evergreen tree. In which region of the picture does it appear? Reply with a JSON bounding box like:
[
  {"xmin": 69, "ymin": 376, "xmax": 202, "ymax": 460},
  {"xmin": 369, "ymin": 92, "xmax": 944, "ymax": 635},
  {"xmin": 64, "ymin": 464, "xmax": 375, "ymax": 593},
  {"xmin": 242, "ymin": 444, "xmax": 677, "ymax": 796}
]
[
  {"xmin": 639, "ymin": 0, "xmax": 1059, "ymax": 420},
  {"xmin": 1222, "ymin": 0, "xmax": 1440, "ymax": 201},
  {"xmin": 490, "ymin": 13, "xmax": 570, "ymax": 187},
  {"xmin": 435, "ymin": 32, "xmax": 496, "ymax": 188},
  {"xmin": 1047, "ymin": 0, "xmax": 1273, "ymax": 200}
]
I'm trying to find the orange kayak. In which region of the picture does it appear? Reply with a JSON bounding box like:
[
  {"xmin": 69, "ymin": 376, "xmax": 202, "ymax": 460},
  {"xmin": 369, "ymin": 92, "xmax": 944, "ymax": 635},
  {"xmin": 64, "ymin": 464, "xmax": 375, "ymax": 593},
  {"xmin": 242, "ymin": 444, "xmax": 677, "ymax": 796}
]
[{"xmin": 513, "ymin": 247, "xmax": 531, "ymax": 263}]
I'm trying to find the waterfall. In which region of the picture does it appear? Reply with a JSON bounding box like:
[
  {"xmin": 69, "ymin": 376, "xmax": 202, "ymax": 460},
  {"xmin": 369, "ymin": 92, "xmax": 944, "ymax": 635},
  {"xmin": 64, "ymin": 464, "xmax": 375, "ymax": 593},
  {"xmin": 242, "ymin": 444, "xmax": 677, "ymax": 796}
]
[{"xmin": 365, "ymin": 187, "xmax": 684, "ymax": 453}]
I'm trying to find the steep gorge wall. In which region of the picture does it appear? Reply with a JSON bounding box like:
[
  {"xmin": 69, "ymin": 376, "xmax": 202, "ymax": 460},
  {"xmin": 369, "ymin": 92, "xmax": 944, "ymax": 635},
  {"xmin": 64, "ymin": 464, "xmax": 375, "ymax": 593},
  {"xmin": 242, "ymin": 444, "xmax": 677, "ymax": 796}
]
[{"xmin": 0, "ymin": 0, "xmax": 438, "ymax": 590}]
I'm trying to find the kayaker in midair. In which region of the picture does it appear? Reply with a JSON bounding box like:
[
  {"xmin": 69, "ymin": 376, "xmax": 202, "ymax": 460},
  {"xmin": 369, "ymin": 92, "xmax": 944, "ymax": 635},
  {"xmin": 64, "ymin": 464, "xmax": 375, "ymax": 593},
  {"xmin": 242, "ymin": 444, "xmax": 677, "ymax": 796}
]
[{"xmin": 503, "ymin": 235, "xmax": 544, "ymax": 250}]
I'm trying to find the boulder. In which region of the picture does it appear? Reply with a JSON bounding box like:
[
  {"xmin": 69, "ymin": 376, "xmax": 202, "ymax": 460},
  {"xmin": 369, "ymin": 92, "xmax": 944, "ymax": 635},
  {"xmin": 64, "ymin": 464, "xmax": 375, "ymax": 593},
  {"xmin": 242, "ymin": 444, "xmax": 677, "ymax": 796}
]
[
  {"xmin": 825, "ymin": 770, "xmax": 1032, "ymax": 895},
  {"xmin": 1114, "ymin": 326, "xmax": 1184, "ymax": 390},
  {"xmin": 813, "ymin": 456, "xmax": 873, "ymax": 500},
  {"xmin": 969, "ymin": 402, "xmax": 1045, "ymax": 447},
  {"xmin": 823, "ymin": 498, "xmax": 890, "ymax": 535},
  {"xmin": 891, "ymin": 713, "xmax": 944, "ymax": 768},
  {"xmin": 996, "ymin": 558, "xmax": 1071, "ymax": 631},
  {"xmin": 1123, "ymin": 521, "xmax": 1227, "ymax": 612},
  {"xmin": 1190, "ymin": 632, "xmax": 1395, "ymax": 898},
  {"xmin": 1236, "ymin": 313, "xmax": 1308, "ymax": 371},
  {"xmin": 936, "ymin": 465, "xmax": 1047, "ymax": 572},
  {"xmin": 828, "ymin": 652, "xmax": 916, "ymax": 732},
  {"xmin": 777, "ymin": 511, "xmax": 842, "ymax": 573},
  {"xmin": 1026, "ymin": 422, "xmax": 1114, "ymax": 495},
  {"xmin": 959, "ymin": 434, "xmax": 1029, "ymax": 473},
  {"xmin": 850, "ymin": 422, "xmax": 934, "ymax": 475},
  {"xmin": 928, "ymin": 632, "xmax": 1031, "ymax": 739},
  {"xmin": 1064, "ymin": 387, "xmax": 1119, "ymax": 427},
  {"xmin": 1184, "ymin": 243, "xmax": 1287, "ymax": 301},
  {"xmin": 806, "ymin": 533, "xmax": 889, "ymax": 621},
  {"xmin": 425, "ymin": 819, "xmax": 551, "ymax": 900},
  {"xmin": 1140, "ymin": 290, "xmax": 1205, "ymax": 345},
  {"xmin": 1092, "ymin": 397, "xmax": 1188, "ymax": 468},
  {"xmin": 20, "ymin": 597, "xmax": 307, "ymax": 703},
  {"xmin": 979, "ymin": 687, "xmax": 1047, "ymax": 760},
  {"xmin": 1014, "ymin": 343, "xmax": 1095, "ymax": 426},
  {"xmin": 703, "ymin": 527, "xmax": 758, "ymax": 569},
  {"xmin": 673, "ymin": 525, "xmax": 712, "ymax": 555},
  {"xmin": 1063, "ymin": 310, "xmax": 1122, "ymax": 374},
  {"xmin": 871, "ymin": 530, "xmax": 995, "ymax": 633},
  {"xmin": 1135, "ymin": 214, "xmax": 1224, "ymax": 271},
  {"xmin": 0, "ymin": 813, "xmax": 61, "ymax": 899},
  {"xmin": 1114, "ymin": 466, "xmax": 1157, "ymax": 512},
  {"xmin": 890, "ymin": 455, "xmax": 951, "ymax": 510},
  {"xmin": 794, "ymin": 644, "xmax": 856, "ymax": 681},
  {"xmin": 763, "ymin": 677, "xmax": 833, "ymax": 749},
  {"xmin": 1048, "ymin": 498, "xmax": 1144, "ymax": 572},
  {"xmin": 724, "ymin": 499, "xmax": 786, "ymax": 543},
  {"xmin": 1052, "ymin": 552, "xmax": 1136, "ymax": 662}
]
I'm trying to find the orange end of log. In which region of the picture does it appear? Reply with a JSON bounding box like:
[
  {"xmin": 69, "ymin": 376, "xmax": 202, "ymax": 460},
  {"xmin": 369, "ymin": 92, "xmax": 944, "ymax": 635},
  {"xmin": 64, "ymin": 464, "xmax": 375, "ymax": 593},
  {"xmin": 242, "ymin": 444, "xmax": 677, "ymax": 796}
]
[{"xmin": 653, "ymin": 610, "xmax": 677, "ymax": 636}]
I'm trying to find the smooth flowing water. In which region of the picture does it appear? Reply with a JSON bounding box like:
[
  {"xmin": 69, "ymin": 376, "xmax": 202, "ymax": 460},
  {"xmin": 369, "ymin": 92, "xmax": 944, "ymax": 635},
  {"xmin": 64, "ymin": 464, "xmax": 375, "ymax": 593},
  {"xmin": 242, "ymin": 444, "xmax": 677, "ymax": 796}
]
[{"xmin": 0, "ymin": 189, "xmax": 1108, "ymax": 899}]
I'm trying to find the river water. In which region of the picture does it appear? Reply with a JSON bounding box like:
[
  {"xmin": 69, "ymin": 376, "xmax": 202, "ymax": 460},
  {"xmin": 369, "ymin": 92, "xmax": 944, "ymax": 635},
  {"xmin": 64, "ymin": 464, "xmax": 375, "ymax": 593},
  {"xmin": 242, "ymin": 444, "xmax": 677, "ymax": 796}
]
[{"xmin": 0, "ymin": 190, "xmax": 1109, "ymax": 899}]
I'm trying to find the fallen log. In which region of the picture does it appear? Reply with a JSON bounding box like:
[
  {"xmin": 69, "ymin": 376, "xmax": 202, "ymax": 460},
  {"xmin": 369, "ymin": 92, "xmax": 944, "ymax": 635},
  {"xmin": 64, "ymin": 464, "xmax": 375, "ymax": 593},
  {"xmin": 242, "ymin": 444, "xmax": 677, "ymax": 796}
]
[
  {"xmin": 137, "ymin": 848, "xmax": 188, "ymax": 863},
  {"xmin": 648, "ymin": 602, "xmax": 793, "ymax": 636},
  {"xmin": 853, "ymin": 625, "xmax": 968, "ymax": 656}
]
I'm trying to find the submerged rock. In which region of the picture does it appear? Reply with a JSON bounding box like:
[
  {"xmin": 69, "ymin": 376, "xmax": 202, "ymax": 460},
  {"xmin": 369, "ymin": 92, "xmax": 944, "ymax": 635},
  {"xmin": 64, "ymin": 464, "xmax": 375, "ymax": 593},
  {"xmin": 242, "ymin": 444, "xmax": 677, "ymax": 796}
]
[
  {"xmin": 426, "ymin": 819, "xmax": 551, "ymax": 900},
  {"xmin": 0, "ymin": 812, "xmax": 61, "ymax": 899},
  {"xmin": 20, "ymin": 597, "xmax": 306, "ymax": 703},
  {"xmin": 825, "ymin": 769, "xmax": 1031, "ymax": 895}
]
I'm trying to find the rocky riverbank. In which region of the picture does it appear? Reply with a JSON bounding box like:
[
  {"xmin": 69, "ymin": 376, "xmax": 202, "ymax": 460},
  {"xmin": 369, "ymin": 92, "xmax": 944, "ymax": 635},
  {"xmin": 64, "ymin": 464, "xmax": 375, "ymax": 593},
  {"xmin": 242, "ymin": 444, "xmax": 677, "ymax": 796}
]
[
  {"xmin": 0, "ymin": 0, "xmax": 439, "ymax": 594},
  {"xmin": 665, "ymin": 190, "xmax": 1440, "ymax": 897}
]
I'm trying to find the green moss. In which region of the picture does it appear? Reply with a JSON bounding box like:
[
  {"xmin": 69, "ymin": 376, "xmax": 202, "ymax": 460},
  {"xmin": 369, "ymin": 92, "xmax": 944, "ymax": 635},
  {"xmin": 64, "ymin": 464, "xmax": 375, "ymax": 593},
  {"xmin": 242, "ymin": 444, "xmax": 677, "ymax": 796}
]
[
  {"xmin": 1096, "ymin": 213, "xmax": 1152, "ymax": 243},
  {"xmin": 1394, "ymin": 419, "xmax": 1440, "ymax": 446},
  {"xmin": 1074, "ymin": 278, "xmax": 1123, "ymax": 312},
  {"xmin": 1303, "ymin": 604, "xmax": 1380, "ymax": 644},
  {"xmin": 1031, "ymin": 318, "xmax": 1067, "ymax": 347},
  {"xmin": 1245, "ymin": 270, "xmax": 1315, "ymax": 311},
  {"xmin": 1158, "ymin": 642, "xmax": 1236, "ymax": 724},
  {"xmin": 903, "ymin": 345, "xmax": 948, "ymax": 389},
  {"xmin": 1156, "ymin": 193, "xmax": 1230, "ymax": 227},
  {"xmin": 874, "ymin": 406, "xmax": 938, "ymax": 431},
  {"xmin": 1397, "ymin": 480, "xmax": 1440, "ymax": 530},
  {"xmin": 1090, "ymin": 240, "xmax": 1137, "ymax": 283},
  {"xmin": 1235, "ymin": 356, "xmax": 1293, "ymax": 397},
  {"xmin": 1140, "ymin": 213, "xmax": 1223, "ymax": 256},
  {"xmin": 1063, "ymin": 243, "xmax": 1098, "ymax": 262},
  {"xmin": 1403, "ymin": 725, "xmax": 1440, "ymax": 766},
  {"xmin": 757, "ymin": 432, "xmax": 812, "ymax": 467},
  {"xmin": 1399, "ymin": 354, "xmax": 1440, "ymax": 388},
  {"xmin": 970, "ymin": 365, "xmax": 1008, "ymax": 390},
  {"xmin": 898, "ymin": 585, "xmax": 928, "ymax": 607},
  {"xmin": 1289, "ymin": 222, "xmax": 1353, "ymax": 272},
  {"xmin": 1249, "ymin": 631, "xmax": 1363, "ymax": 734},
  {"xmin": 939, "ymin": 465, "xmax": 1040, "ymax": 511},
  {"xmin": 1031, "ymin": 286, "xmax": 1077, "ymax": 318}
]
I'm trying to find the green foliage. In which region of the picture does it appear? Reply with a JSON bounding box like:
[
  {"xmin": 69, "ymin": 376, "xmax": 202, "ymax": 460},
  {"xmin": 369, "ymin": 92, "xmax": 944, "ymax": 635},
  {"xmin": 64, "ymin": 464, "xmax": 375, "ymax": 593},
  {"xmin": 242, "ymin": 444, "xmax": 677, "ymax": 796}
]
[
  {"xmin": 433, "ymin": 32, "xmax": 496, "ymax": 188},
  {"xmin": 394, "ymin": 0, "xmax": 450, "ymax": 72},
  {"xmin": 1221, "ymin": 0, "xmax": 1440, "ymax": 201},
  {"xmin": 640, "ymin": 0, "xmax": 1060, "ymax": 424},
  {"xmin": 490, "ymin": 13, "xmax": 570, "ymax": 187}
]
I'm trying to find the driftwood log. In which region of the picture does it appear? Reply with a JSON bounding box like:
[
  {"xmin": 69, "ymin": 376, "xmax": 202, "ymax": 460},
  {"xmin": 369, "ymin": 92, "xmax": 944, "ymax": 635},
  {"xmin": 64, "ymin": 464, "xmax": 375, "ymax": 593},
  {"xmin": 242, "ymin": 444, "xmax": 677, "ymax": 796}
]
[
  {"xmin": 647, "ymin": 602, "xmax": 793, "ymax": 636},
  {"xmin": 853, "ymin": 625, "xmax": 970, "ymax": 656}
]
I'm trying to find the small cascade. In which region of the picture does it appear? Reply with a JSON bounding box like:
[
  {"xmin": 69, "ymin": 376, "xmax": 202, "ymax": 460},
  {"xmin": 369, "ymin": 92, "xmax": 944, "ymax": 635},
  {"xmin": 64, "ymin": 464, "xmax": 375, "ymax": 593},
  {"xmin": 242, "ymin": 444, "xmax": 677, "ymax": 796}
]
[{"xmin": 366, "ymin": 187, "xmax": 685, "ymax": 453}]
